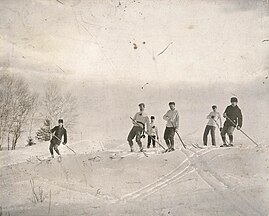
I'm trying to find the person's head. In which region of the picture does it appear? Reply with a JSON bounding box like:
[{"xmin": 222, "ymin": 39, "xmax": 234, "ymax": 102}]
[
  {"xmin": 138, "ymin": 103, "xmax": 145, "ymax": 112},
  {"xmin": 212, "ymin": 105, "xmax": 217, "ymax": 111},
  {"xmin": 58, "ymin": 119, "xmax": 63, "ymax": 127},
  {"xmin": 150, "ymin": 116, "xmax": 155, "ymax": 122},
  {"xmin": 169, "ymin": 102, "xmax": 175, "ymax": 110},
  {"xmin": 230, "ymin": 97, "xmax": 238, "ymax": 107}
]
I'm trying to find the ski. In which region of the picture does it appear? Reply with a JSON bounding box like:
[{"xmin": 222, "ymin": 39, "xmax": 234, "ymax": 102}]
[
  {"xmin": 36, "ymin": 156, "xmax": 53, "ymax": 163},
  {"xmin": 191, "ymin": 143, "xmax": 204, "ymax": 149},
  {"xmin": 140, "ymin": 147, "xmax": 149, "ymax": 157}
]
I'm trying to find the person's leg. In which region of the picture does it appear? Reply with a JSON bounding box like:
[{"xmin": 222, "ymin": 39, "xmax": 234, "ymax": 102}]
[
  {"xmin": 152, "ymin": 136, "xmax": 156, "ymax": 148},
  {"xmin": 227, "ymin": 126, "xmax": 235, "ymax": 146},
  {"xmin": 147, "ymin": 135, "xmax": 151, "ymax": 148},
  {"xmin": 49, "ymin": 141, "xmax": 54, "ymax": 157},
  {"xmin": 164, "ymin": 127, "xmax": 171, "ymax": 149},
  {"xmin": 127, "ymin": 127, "xmax": 136, "ymax": 151},
  {"xmin": 53, "ymin": 144, "xmax": 60, "ymax": 155},
  {"xmin": 135, "ymin": 128, "xmax": 143, "ymax": 151},
  {"xmin": 220, "ymin": 125, "xmax": 228, "ymax": 147},
  {"xmin": 211, "ymin": 126, "xmax": 216, "ymax": 146},
  {"xmin": 169, "ymin": 128, "xmax": 175, "ymax": 150},
  {"xmin": 203, "ymin": 125, "xmax": 210, "ymax": 146}
]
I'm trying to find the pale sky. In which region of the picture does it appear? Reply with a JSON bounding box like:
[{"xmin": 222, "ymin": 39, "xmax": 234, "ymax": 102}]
[{"xmin": 0, "ymin": 0, "xmax": 269, "ymax": 85}]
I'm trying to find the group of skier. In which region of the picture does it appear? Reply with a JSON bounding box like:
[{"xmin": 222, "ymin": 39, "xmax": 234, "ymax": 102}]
[
  {"xmin": 47, "ymin": 97, "xmax": 243, "ymax": 157},
  {"xmin": 127, "ymin": 97, "xmax": 243, "ymax": 152},
  {"xmin": 127, "ymin": 101, "xmax": 180, "ymax": 152}
]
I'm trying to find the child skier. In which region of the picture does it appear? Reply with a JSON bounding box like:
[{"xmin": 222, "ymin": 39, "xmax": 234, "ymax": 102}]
[{"xmin": 147, "ymin": 116, "xmax": 159, "ymax": 148}]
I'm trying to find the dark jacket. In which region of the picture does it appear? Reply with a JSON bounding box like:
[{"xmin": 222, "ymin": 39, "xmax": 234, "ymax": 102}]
[
  {"xmin": 50, "ymin": 126, "xmax": 67, "ymax": 145},
  {"xmin": 223, "ymin": 105, "xmax": 243, "ymax": 127}
]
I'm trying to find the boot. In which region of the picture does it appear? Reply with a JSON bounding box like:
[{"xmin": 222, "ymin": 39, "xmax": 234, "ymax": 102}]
[{"xmin": 220, "ymin": 144, "xmax": 228, "ymax": 147}]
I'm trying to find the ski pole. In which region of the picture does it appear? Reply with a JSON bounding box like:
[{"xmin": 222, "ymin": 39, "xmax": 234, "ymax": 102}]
[
  {"xmin": 225, "ymin": 116, "xmax": 258, "ymax": 147},
  {"xmin": 171, "ymin": 122, "xmax": 186, "ymax": 149},
  {"xmin": 52, "ymin": 134, "xmax": 76, "ymax": 154},
  {"xmin": 64, "ymin": 144, "xmax": 76, "ymax": 154},
  {"xmin": 130, "ymin": 117, "xmax": 166, "ymax": 150}
]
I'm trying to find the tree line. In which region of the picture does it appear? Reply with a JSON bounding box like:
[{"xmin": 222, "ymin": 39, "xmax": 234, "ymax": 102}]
[{"xmin": 0, "ymin": 73, "xmax": 78, "ymax": 150}]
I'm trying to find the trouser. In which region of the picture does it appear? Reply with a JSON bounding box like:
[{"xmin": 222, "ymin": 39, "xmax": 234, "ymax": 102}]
[
  {"xmin": 203, "ymin": 125, "xmax": 216, "ymax": 146},
  {"xmin": 147, "ymin": 135, "xmax": 156, "ymax": 148},
  {"xmin": 127, "ymin": 126, "xmax": 143, "ymax": 148},
  {"xmin": 221, "ymin": 125, "xmax": 235, "ymax": 144},
  {"xmin": 49, "ymin": 141, "xmax": 61, "ymax": 156},
  {"xmin": 164, "ymin": 127, "xmax": 175, "ymax": 149}
]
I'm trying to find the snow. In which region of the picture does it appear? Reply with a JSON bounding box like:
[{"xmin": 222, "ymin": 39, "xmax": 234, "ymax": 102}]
[
  {"xmin": 1, "ymin": 0, "xmax": 269, "ymax": 215},
  {"xmin": 0, "ymin": 139, "xmax": 269, "ymax": 215}
]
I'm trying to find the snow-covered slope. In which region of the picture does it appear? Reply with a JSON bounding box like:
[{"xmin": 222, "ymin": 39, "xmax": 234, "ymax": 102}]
[{"xmin": 0, "ymin": 141, "xmax": 268, "ymax": 216}]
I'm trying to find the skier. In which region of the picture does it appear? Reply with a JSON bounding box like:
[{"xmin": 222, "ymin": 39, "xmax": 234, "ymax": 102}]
[
  {"xmin": 49, "ymin": 119, "xmax": 67, "ymax": 159},
  {"xmin": 203, "ymin": 105, "xmax": 222, "ymax": 146},
  {"xmin": 147, "ymin": 116, "xmax": 159, "ymax": 148},
  {"xmin": 163, "ymin": 102, "xmax": 179, "ymax": 151},
  {"xmin": 220, "ymin": 97, "xmax": 243, "ymax": 147},
  {"xmin": 127, "ymin": 103, "xmax": 150, "ymax": 152}
]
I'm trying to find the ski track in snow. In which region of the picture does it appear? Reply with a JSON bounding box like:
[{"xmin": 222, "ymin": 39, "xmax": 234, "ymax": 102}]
[
  {"xmin": 117, "ymin": 145, "xmax": 264, "ymax": 215},
  {"xmin": 118, "ymin": 147, "xmax": 209, "ymax": 202},
  {"xmin": 181, "ymin": 147, "xmax": 264, "ymax": 216},
  {"xmin": 2, "ymin": 142, "xmax": 266, "ymax": 215}
]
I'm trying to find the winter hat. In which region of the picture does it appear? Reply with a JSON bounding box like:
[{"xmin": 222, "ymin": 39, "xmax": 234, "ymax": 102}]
[
  {"xmin": 58, "ymin": 119, "xmax": 63, "ymax": 123},
  {"xmin": 150, "ymin": 116, "xmax": 155, "ymax": 119},
  {"xmin": 212, "ymin": 105, "xmax": 217, "ymax": 109},
  {"xmin": 169, "ymin": 102, "xmax": 175, "ymax": 106},
  {"xmin": 231, "ymin": 97, "xmax": 238, "ymax": 103},
  {"xmin": 138, "ymin": 103, "xmax": 145, "ymax": 107}
]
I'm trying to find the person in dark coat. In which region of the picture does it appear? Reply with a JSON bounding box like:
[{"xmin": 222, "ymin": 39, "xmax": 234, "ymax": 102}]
[
  {"xmin": 49, "ymin": 119, "xmax": 67, "ymax": 158},
  {"xmin": 220, "ymin": 97, "xmax": 243, "ymax": 147}
]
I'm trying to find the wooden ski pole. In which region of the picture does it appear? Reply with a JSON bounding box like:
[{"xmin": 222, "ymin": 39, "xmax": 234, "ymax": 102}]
[
  {"xmin": 225, "ymin": 116, "xmax": 258, "ymax": 147},
  {"xmin": 171, "ymin": 122, "xmax": 186, "ymax": 149},
  {"xmin": 52, "ymin": 134, "xmax": 76, "ymax": 154}
]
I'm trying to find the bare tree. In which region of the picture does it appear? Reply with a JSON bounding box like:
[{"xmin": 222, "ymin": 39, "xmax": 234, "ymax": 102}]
[
  {"xmin": 36, "ymin": 82, "xmax": 78, "ymax": 141},
  {"xmin": 0, "ymin": 73, "xmax": 38, "ymax": 150}
]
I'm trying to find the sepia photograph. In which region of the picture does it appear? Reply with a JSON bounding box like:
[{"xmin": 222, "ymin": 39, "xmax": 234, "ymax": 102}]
[{"xmin": 0, "ymin": 0, "xmax": 269, "ymax": 215}]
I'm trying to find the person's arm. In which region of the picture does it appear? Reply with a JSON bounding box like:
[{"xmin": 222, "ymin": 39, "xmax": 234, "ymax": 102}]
[
  {"xmin": 155, "ymin": 126, "xmax": 159, "ymax": 140},
  {"xmin": 175, "ymin": 111, "xmax": 179, "ymax": 130},
  {"xmin": 163, "ymin": 111, "xmax": 170, "ymax": 121},
  {"xmin": 237, "ymin": 108, "xmax": 243, "ymax": 128},
  {"xmin": 133, "ymin": 113, "xmax": 137, "ymax": 121},
  {"xmin": 223, "ymin": 107, "xmax": 228, "ymax": 118},
  {"xmin": 207, "ymin": 112, "xmax": 213, "ymax": 119},
  {"xmin": 145, "ymin": 116, "xmax": 150, "ymax": 132},
  {"xmin": 133, "ymin": 113, "xmax": 138, "ymax": 124},
  {"xmin": 50, "ymin": 126, "xmax": 57, "ymax": 134},
  {"xmin": 63, "ymin": 129, "xmax": 67, "ymax": 144}
]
